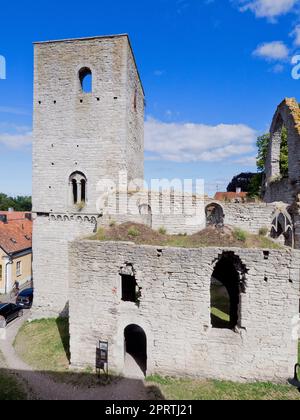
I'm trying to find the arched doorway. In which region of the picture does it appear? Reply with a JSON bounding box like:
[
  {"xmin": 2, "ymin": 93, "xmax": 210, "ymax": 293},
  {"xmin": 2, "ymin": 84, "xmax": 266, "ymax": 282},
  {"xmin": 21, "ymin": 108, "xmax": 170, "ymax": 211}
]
[
  {"xmin": 270, "ymin": 210, "xmax": 294, "ymax": 248},
  {"xmin": 210, "ymin": 252, "xmax": 247, "ymax": 330},
  {"xmin": 205, "ymin": 203, "xmax": 224, "ymax": 227},
  {"xmin": 124, "ymin": 324, "xmax": 147, "ymax": 377}
]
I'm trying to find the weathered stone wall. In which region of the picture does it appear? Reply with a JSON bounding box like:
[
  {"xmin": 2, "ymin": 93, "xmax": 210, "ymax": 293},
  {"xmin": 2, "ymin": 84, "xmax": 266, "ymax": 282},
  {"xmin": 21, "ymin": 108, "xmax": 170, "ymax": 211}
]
[
  {"xmin": 205, "ymin": 199, "xmax": 277, "ymax": 234},
  {"xmin": 69, "ymin": 240, "xmax": 300, "ymax": 383},
  {"xmin": 263, "ymin": 178, "xmax": 294, "ymax": 204},
  {"xmin": 32, "ymin": 35, "xmax": 145, "ymax": 318},
  {"xmin": 264, "ymin": 98, "xmax": 300, "ymax": 205},
  {"xmin": 32, "ymin": 35, "xmax": 144, "ymax": 215},
  {"xmin": 32, "ymin": 214, "xmax": 98, "ymax": 318}
]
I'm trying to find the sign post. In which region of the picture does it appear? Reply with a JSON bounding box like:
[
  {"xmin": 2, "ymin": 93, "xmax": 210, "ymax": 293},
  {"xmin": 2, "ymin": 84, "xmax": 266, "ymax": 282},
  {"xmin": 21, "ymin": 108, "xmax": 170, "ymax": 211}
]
[{"xmin": 96, "ymin": 341, "xmax": 109, "ymax": 379}]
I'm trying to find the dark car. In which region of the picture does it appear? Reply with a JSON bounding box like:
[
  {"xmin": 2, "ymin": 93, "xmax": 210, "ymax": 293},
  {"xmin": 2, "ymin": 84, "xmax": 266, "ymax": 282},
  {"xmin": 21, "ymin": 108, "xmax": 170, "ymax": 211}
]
[
  {"xmin": 0, "ymin": 303, "xmax": 23, "ymax": 328},
  {"xmin": 16, "ymin": 288, "xmax": 34, "ymax": 309}
]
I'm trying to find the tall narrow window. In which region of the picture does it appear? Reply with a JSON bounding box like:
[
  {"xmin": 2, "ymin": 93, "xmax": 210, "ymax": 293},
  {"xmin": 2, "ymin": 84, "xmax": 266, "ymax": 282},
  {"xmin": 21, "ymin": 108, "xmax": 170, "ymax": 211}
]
[
  {"xmin": 81, "ymin": 179, "xmax": 86, "ymax": 202},
  {"xmin": 69, "ymin": 172, "xmax": 87, "ymax": 208},
  {"xmin": 79, "ymin": 67, "xmax": 92, "ymax": 93},
  {"xmin": 210, "ymin": 252, "xmax": 246, "ymax": 330},
  {"xmin": 121, "ymin": 275, "xmax": 137, "ymax": 302},
  {"xmin": 72, "ymin": 179, "xmax": 78, "ymax": 204}
]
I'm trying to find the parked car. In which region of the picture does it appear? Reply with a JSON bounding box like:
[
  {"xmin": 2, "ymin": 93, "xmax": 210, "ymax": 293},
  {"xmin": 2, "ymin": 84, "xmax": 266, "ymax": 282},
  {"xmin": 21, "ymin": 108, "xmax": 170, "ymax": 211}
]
[
  {"xmin": 16, "ymin": 288, "xmax": 34, "ymax": 309},
  {"xmin": 0, "ymin": 303, "xmax": 23, "ymax": 328}
]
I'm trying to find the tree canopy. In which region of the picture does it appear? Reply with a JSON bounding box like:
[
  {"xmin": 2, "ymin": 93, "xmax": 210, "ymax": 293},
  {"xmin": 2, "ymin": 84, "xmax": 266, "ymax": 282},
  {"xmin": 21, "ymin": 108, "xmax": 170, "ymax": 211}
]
[{"xmin": 0, "ymin": 194, "xmax": 32, "ymax": 211}]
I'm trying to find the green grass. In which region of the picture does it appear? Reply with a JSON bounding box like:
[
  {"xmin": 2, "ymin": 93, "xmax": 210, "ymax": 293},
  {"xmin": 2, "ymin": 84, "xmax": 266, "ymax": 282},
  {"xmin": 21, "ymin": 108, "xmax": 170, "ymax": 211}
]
[
  {"xmin": 13, "ymin": 318, "xmax": 119, "ymax": 386},
  {"xmin": 146, "ymin": 375, "xmax": 300, "ymax": 400},
  {"xmin": 233, "ymin": 228, "xmax": 247, "ymax": 243},
  {"xmin": 14, "ymin": 318, "xmax": 70, "ymax": 373},
  {"xmin": 0, "ymin": 350, "xmax": 27, "ymax": 400}
]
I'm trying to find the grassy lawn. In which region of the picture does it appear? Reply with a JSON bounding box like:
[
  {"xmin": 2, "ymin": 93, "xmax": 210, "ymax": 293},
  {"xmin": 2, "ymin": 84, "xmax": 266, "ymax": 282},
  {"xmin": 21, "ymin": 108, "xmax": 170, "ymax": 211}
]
[
  {"xmin": 14, "ymin": 318, "xmax": 300, "ymax": 398},
  {"xmin": 14, "ymin": 318, "xmax": 70, "ymax": 373},
  {"xmin": 0, "ymin": 350, "xmax": 27, "ymax": 400},
  {"xmin": 147, "ymin": 376, "xmax": 300, "ymax": 400},
  {"xmin": 13, "ymin": 319, "xmax": 116, "ymax": 386}
]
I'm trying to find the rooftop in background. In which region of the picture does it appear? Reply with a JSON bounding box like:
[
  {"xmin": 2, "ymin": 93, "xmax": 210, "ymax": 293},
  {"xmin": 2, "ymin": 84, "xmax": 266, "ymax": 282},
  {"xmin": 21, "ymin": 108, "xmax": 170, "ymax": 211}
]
[
  {"xmin": 214, "ymin": 192, "xmax": 248, "ymax": 203},
  {"xmin": 0, "ymin": 212, "xmax": 32, "ymax": 255},
  {"xmin": 0, "ymin": 211, "xmax": 32, "ymax": 221}
]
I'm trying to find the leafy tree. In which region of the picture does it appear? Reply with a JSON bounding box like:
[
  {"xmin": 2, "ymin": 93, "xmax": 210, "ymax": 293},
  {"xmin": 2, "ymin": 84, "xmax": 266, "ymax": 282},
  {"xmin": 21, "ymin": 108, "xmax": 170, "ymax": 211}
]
[
  {"xmin": 0, "ymin": 194, "xmax": 32, "ymax": 211},
  {"xmin": 227, "ymin": 172, "xmax": 256, "ymax": 193},
  {"xmin": 256, "ymin": 127, "xmax": 288, "ymax": 176}
]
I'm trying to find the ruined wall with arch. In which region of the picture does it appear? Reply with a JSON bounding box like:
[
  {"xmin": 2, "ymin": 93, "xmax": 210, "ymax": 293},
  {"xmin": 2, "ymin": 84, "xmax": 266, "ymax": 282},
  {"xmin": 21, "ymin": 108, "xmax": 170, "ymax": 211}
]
[
  {"xmin": 69, "ymin": 240, "xmax": 300, "ymax": 383},
  {"xmin": 264, "ymin": 98, "xmax": 300, "ymax": 204},
  {"xmin": 204, "ymin": 199, "xmax": 277, "ymax": 235}
]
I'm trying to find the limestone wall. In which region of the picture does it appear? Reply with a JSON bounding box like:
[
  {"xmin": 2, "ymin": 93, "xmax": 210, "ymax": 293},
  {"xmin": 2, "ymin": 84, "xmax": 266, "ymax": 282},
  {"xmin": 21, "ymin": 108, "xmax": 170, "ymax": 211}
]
[
  {"xmin": 32, "ymin": 213, "xmax": 97, "ymax": 318},
  {"xmin": 205, "ymin": 199, "xmax": 277, "ymax": 234},
  {"xmin": 69, "ymin": 240, "xmax": 300, "ymax": 383}
]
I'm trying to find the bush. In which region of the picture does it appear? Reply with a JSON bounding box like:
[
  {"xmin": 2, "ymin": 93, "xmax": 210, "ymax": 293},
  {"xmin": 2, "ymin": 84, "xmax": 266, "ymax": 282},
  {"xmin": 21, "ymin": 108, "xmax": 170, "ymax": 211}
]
[
  {"xmin": 128, "ymin": 227, "xmax": 140, "ymax": 237},
  {"xmin": 233, "ymin": 228, "xmax": 247, "ymax": 242},
  {"xmin": 109, "ymin": 220, "xmax": 116, "ymax": 227},
  {"xmin": 259, "ymin": 227, "xmax": 268, "ymax": 237},
  {"xmin": 158, "ymin": 227, "xmax": 167, "ymax": 235}
]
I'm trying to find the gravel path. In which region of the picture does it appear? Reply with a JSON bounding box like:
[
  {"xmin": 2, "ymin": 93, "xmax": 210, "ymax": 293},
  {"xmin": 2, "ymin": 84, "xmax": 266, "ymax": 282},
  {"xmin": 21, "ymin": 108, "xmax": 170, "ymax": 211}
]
[{"xmin": 0, "ymin": 313, "xmax": 154, "ymax": 400}]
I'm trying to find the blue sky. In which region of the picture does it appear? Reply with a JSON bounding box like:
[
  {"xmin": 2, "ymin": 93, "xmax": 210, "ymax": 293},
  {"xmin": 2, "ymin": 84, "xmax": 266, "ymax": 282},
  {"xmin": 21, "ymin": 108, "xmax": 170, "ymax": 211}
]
[{"xmin": 1, "ymin": 0, "xmax": 300, "ymax": 197}]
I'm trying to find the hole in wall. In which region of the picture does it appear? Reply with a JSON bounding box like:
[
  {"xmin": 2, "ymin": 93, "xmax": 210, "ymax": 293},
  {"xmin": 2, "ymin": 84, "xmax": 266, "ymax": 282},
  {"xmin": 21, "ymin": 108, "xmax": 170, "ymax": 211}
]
[
  {"xmin": 79, "ymin": 67, "xmax": 92, "ymax": 93},
  {"xmin": 263, "ymin": 251, "xmax": 270, "ymax": 260}
]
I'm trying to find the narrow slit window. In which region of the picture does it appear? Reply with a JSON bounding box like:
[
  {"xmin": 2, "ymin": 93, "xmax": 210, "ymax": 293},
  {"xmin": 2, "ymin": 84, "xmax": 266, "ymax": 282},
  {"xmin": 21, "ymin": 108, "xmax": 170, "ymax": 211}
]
[{"xmin": 79, "ymin": 67, "xmax": 92, "ymax": 93}]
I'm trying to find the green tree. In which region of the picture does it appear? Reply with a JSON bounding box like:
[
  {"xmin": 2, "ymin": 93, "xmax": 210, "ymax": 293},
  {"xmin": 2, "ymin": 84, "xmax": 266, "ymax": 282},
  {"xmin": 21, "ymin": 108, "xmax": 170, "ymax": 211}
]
[
  {"xmin": 256, "ymin": 127, "xmax": 288, "ymax": 176},
  {"xmin": 0, "ymin": 194, "xmax": 32, "ymax": 211}
]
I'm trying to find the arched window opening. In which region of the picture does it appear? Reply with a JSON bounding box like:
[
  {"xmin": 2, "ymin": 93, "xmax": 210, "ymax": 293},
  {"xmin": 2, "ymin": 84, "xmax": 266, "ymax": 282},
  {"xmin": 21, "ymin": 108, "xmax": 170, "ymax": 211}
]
[
  {"xmin": 269, "ymin": 115, "xmax": 289, "ymax": 179},
  {"xmin": 270, "ymin": 210, "xmax": 294, "ymax": 248},
  {"xmin": 79, "ymin": 67, "xmax": 92, "ymax": 94},
  {"xmin": 81, "ymin": 179, "xmax": 86, "ymax": 203},
  {"xmin": 210, "ymin": 252, "xmax": 247, "ymax": 330},
  {"xmin": 69, "ymin": 172, "xmax": 87, "ymax": 208},
  {"xmin": 72, "ymin": 179, "xmax": 78, "ymax": 204},
  {"xmin": 124, "ymin": 324, "xmax": 147, "ymax": 376},
  {"xmin": 205, "ymin": 203, "xmax": 224, "ymax": 227}
]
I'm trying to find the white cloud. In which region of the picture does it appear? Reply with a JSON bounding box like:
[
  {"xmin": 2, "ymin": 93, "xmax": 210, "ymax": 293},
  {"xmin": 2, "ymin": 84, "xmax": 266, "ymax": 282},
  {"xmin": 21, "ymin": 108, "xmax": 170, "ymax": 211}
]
[
  {"xmin": 238, "ymin": 0, "xmax": 297, "ymax": 20},
  {"xmin": 291, "ymin": 24, "xmax": 300, "ymax": 46},
  {"xmin": 0, "ymin": 106, "xmax": 31, "ymax": 116},
  {"xmin": 145, "ymin": 118, "xmax": 256, "ymax": 163},
  {"xmin": 253, "ymin": 41, "xmax": 289, "ymax": 60},
  {"xmin": 270, "ymin": 63, "xmax": 285, "ymax": 73},
  {"xmin": 0, "ymin": 129, "xmax": 32, "ymax": 150}
]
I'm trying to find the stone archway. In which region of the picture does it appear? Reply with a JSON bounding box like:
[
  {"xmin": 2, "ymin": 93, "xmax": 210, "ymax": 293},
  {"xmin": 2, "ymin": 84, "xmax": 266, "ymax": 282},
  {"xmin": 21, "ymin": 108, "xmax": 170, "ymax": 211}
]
[
  {"xmin": 205, "ymin": 203, "xmax": 224, "ymax": 227},
  {"xmin": 210, "ymin": 252, "xmax": 247, "ymax": 330},
  {"xmin": 124, "ymin": 324, "xmax": 147, "ymax": 377}
]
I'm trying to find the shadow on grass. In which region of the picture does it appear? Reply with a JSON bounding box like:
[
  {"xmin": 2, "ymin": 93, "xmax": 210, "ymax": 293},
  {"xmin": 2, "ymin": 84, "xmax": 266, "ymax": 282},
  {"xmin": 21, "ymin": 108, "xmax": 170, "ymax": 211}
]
[
  {"xmin": 55, "ymin": 317, "xmax": 71, "ymax": 363},
  {"xmin": 0, "ymin": 367, "xmax": 165, "ymax": 400}
]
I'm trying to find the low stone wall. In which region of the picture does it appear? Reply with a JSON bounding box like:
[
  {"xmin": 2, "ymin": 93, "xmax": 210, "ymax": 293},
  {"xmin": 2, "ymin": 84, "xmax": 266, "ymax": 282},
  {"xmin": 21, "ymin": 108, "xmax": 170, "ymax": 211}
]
[
  {"xmin": 69, "ymin": 240, "xmax": 300, "ymax": 383},
  {"xmin": 205, "ymin": 199, "xmax": 277, "ymax": 234}
]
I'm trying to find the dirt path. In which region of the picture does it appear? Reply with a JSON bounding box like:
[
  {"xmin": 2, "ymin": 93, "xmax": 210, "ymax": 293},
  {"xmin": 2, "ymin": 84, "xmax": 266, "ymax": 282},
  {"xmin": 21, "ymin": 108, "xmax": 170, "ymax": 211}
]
[{"xmin": 0, "ymin": 313, "xmax": 154, "ymax": 400}]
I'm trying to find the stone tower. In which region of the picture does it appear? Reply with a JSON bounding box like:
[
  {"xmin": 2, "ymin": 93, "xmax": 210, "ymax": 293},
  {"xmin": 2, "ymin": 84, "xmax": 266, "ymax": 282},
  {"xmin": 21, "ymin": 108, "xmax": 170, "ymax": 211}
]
[{"xmin": 32, "ymin": 35, "xmax": 145, "ymax": 317}]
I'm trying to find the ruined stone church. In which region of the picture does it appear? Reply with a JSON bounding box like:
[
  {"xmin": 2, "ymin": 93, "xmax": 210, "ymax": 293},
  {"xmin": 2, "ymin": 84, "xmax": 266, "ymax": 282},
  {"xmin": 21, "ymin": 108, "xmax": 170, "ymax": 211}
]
[{"xmin": 32, "ymin": 35, "xmax": 300, "ymax": 382}]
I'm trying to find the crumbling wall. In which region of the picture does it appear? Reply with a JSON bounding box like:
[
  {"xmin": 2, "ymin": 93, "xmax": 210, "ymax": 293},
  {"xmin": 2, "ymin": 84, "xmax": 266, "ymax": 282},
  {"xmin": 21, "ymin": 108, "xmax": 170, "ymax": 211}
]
[
  {"xmin": 204, "ymin": 199, "xmax": 277, "ymax": 234},
  {"xmin": 69, "ymin": 240, "xmax": 300, "ymax": 383},
  {"xmin": 264, "ymin": 98, "xmax": 300, "ymax": 205}
]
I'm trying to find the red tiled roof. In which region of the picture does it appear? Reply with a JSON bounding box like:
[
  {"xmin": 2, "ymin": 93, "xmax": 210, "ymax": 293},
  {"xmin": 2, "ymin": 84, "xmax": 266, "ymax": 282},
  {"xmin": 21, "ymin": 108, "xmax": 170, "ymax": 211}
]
[
  {"xmin": 214, "ymin": 192, "xmax": 248, "ymax": 201},
  {"xmin": 0, "ymin": 216, "xmax": 32, "ymax": 255},
  {"xmin": 0, "ymin": 211, "xmax": 31, "ymax": 221}
]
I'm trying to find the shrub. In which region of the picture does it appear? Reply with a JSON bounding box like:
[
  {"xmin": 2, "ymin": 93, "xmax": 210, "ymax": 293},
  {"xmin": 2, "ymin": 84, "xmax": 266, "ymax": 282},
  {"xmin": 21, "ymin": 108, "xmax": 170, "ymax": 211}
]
[
  {"xmin": 233, "ymin": 228, "xmax": 247, "ymax": 242},
  {"xmin": 158, "ymin": 227, "xmax": 167, "ymax": 235},
  {"xmin": 109, "ymin": 220, "xmax": 116, "ymax": 227},
  {"xmin": 128, "ymin": 227, "xmax": 140, "ymax": 237},
  {"xmin": 259, "ymin": 227, "xmax": 268, "ymax": 237}
]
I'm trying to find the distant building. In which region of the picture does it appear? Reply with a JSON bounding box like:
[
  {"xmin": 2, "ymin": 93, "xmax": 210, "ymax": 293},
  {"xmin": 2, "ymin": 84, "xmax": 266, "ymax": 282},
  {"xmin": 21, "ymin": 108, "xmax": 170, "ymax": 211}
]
[
  {"xmin": 214, "ymin": 190, "xmax": 248, "ymax": 203},
  {"xmin": 0, "ymin": 211, "xmax": 32, "ymax": 294}
]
